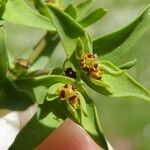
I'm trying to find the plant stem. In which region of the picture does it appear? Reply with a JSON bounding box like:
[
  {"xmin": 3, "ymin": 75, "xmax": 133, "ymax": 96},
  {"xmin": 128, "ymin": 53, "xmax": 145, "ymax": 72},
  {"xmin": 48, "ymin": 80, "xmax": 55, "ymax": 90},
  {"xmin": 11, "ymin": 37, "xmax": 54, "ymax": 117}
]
[
  {"xmin": 28, "ymin": 32, "xmax": 56, "ymax": 64},
  {"xmin": 28, "ymin": 35, "xmax": 47, "ymax": 64}
]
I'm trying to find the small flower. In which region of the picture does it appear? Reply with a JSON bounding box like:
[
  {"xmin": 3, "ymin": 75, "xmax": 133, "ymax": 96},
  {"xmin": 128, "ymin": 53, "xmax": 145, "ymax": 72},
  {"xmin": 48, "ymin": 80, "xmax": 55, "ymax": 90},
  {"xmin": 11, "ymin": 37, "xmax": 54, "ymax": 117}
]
[
  {"xmin": 80, "ymin": 54, "xmax": 103, "ymax": 80},
  {"xmin": 58, "ymin": 84, "xmax": 79, "ymax": 108}
]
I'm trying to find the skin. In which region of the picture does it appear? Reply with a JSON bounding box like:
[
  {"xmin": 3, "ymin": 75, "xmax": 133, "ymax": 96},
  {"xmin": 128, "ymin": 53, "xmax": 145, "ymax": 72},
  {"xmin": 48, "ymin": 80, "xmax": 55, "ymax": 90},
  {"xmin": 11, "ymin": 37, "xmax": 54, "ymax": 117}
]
[
  {"xmin": 36, "ymin": 119, "xmax": 103, "ymax": 150},
  {"xmin": 19, "ymin": 105, "xmax": 103, "ymax": 150}
]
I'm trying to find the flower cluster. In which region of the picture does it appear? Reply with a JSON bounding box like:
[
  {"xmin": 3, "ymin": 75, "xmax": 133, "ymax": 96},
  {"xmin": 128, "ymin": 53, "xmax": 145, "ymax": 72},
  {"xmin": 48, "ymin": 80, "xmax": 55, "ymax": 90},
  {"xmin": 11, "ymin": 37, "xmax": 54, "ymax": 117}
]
[
  {"xmin": 59, "ymin": 84, "xmax": 79, "ymax": 108},
  {"xmin": 80, "ymin": 54, "xmax": 103, "ymax": 80}
]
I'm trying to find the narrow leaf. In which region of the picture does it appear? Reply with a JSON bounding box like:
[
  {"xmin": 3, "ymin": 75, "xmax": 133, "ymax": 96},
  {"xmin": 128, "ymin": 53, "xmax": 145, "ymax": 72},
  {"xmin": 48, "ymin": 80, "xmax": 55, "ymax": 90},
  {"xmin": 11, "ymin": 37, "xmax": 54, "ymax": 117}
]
[
  {"xmin": 76, "ymin": 0, "xmax": 93, "ymax": 19},
  {"xmin": 77, "ymin": 84, "xmax": 108, "ymax": 150},
  {"xmin": 0, "ymin": 27, "xmax": 7, "ymax": 81},
  {"xmin": 65, "ymin": 4, "xmax": 77, "ymax": 19},
  {"xmin": 72, "ymin": 47, "xmax": 150, "ymax": 102},
  {"xmin": 48, "ymin": 4, "xmax": 85, "ymax": 56},
  {"xmin": 78, "ymin": 8, "xmax": 107, "ymax": 27},
  {"xmin": 34, "ymin": 0, "xmax": 51, "ymax": 18},
  {"xmin": 0, "ymin": 0, "xmax": 7, "ymax": 18},
  {"xmin": 119, "ymin": 59, "xmax": 137, "ymax": 70},
  {"xmin": 46, "ymin": 83, "xmax": 64, "ymax": 101},
  {"xmin": 2, "ymin": 0, "xmax": 56, "ymax": 31},
  {"xmin": 100, "ymin": 61, "xmax": 150, "ymax": 101},
  {"xmin": 92, "ymin": 5, "xmax": 150, "ymax": 63},
  {"xmin": 100, "ymin": 61, "xmax": 126, "ymax": 76}
]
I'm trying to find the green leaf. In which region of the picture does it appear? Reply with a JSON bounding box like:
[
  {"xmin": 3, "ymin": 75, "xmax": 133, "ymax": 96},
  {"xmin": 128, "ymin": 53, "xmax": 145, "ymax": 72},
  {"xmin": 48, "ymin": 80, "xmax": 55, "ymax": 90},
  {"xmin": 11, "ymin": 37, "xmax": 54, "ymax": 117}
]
[
  {"xmin": 71, "ymin": 43, "xmax": 150, "ymax": 102},
  {"xmin": 48, "ymin": 4, "xmax": 85, "ymax": 56},
  {"xmin": 0, "ymin": 27, "xmax": 7, "ymax": 81},
  {"xmin": 9, "ymin": 100, "xmax": 65, "ymax": 150},
  {"xmin": 34, "ymin": 0, "xmax": 51, "ymax": 18},
  {"xmin": 14, "ymin": 75, "xmax": 75, "ymax": 104},
  {"xmin": 65, "ymin": 4, "xmax": 77, "ymax": 19},
  {"xmin": 2, "ymin": 0, "xmax": 56, "ymax": 31},
  {"xmin": 79, "ymin": 61, "xmax": 150, "ymax": 101},
  {"xmin": 78, "ymin": 8, "xmax": 107, "ymax": 27},
  {"xmin": 90, "ymin": 78, "xmax": 110, "ymax": 88},
  {"xmin": 0, "ymin": 78, "xmax": 33, "ymax": 110},
  {"xmin": 92, "ymin": 5, "xmax": 150, "ymax": 63},
  {"xmin": 77, "ymin": 92, "xmax": 88, "ymax": 116},
  {"xmin": 118, "ymin": 59, "xmax": 137, "ymax": 70},
  {"xmin": 76, "ymin": 0, "xmax": 93, "ymax": 19},
  {"xmin": 0, "ymin": 0, "xmax": 7, "ymax": 18},
  {"xmin": 100, "ymin": 61, "xmax": 150, "ymax": 101},
  {"xmin": 72, "ymin": 37, "xmax": 93, "ymax": 62},
  {"xmin": 77, "ymin": 83, "xmax": 108, "ymax": 150},
  {"xmin": 46, "ymin": 83, "xmax": 63, "ymax": 101},
  {"xmin": 100, "ymin": 61, "xmax": 126, "ymax": 76}
]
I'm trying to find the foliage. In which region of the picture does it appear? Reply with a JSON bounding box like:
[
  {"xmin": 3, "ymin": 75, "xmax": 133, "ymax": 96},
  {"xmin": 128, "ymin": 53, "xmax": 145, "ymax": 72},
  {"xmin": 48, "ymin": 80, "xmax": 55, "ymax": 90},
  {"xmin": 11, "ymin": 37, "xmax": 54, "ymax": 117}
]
[{"xmin": 0, "ymin": 0, "xmax": 150, "ymax": 149}]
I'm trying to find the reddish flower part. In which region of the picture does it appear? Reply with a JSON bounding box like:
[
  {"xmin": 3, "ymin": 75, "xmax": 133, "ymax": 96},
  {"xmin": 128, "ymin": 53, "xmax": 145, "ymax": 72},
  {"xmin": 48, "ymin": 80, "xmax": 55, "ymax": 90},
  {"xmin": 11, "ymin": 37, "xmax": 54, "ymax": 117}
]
[
  {"xmin": 72, "ymin": 85, "xmax": 77, "ymax": 91},
  {"xmin": 69, "ymin": 95, "xmax": 77, "ymax": 102},
  {"xmin": 59, "ymin": 90, "xmax": 65, "ymax": 99},
  {"xmin": 93, "ymin": 63, "xmax": 98, "ymax": 69},
  {"xmin": 87, "ymin": 54, "xmax": 96, "ymax": 59},
  {"xmin": 64, "ymin": 84, "xmax": 70, "ymax": 89}
]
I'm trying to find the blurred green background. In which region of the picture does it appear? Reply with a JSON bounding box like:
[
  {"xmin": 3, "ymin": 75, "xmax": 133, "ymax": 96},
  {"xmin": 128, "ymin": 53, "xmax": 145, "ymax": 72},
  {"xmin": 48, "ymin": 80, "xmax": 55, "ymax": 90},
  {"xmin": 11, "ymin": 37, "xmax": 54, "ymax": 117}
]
[{"xmin": 5, "ymin": 0, "xmax": 150, "ymax": 149}]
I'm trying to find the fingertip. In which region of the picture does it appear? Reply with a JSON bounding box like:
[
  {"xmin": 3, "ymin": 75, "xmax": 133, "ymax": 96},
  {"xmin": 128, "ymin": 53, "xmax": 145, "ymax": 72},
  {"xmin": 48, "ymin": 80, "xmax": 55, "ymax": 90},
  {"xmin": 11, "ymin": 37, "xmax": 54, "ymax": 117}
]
[{"xmin": 36, "ymin": 118, "xmax": 102, "ymax": 150}]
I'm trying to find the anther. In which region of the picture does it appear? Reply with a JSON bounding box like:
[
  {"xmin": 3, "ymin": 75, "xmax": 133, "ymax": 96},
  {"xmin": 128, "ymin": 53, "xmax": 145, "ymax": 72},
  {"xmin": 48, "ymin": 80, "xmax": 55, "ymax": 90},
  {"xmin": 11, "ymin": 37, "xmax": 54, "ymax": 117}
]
[
  {"xmin": 87, "ymin": 54, "xmax": 96, "ymax": 59},
  {"xmin": 72, "ymin": 85, "xmax": 77, "ymax": 91},
  {"xmin": 59, "ymin": 90, "xmax": 65, "ymax": 98},
  {"xmin": 69, "ymin": 95, "xmax": 77, "ymax": 102}
]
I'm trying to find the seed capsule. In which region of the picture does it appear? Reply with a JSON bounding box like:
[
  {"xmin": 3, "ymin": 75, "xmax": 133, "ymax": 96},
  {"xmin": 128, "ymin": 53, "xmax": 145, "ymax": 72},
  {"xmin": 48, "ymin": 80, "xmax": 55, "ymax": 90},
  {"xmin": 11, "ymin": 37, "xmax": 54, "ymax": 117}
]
[{"xmin": 64, "ymin": 68, "xmax": 76, "ymax": 79}]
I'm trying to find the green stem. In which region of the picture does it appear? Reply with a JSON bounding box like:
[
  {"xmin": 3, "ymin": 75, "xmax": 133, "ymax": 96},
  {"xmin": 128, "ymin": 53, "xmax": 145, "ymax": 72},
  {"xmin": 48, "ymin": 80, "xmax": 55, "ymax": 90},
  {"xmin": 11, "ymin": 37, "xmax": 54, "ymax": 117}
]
[
  {"xmin": 28, "ymin": 35, "xmax": 47, "ymax": 64},
  {"xmin": 28, "ymin": 32, "xmax": 56, "ymax": 64}
]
